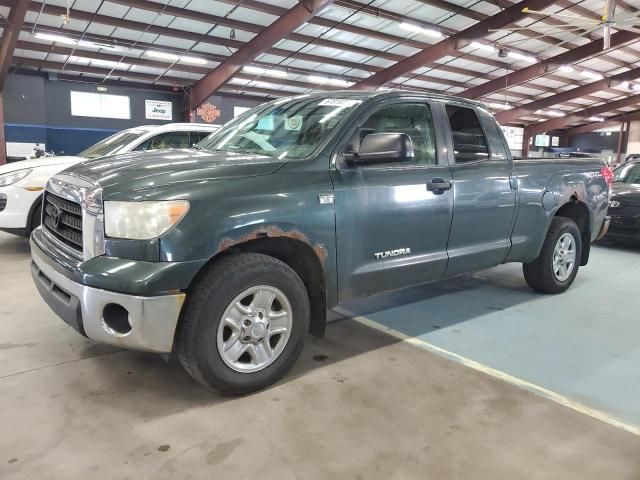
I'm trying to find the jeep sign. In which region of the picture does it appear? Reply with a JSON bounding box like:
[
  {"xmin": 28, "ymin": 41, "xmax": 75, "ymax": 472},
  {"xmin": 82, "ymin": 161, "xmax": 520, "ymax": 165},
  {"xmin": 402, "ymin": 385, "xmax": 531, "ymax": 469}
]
[{"xmin": 145, "ymin": 100, "xmax": 173, "ymax": 121}]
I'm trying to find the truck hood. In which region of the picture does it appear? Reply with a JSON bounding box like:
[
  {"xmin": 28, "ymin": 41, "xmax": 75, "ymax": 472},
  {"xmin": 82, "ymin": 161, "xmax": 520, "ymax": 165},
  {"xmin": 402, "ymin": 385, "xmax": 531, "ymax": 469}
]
[
  {"xmin": 0, "ymin": 156, "xmax": 85, "ymax": 174},
  {"xmin": 60, "ymin": 149, "xmax": 287, "ymax": 191}
]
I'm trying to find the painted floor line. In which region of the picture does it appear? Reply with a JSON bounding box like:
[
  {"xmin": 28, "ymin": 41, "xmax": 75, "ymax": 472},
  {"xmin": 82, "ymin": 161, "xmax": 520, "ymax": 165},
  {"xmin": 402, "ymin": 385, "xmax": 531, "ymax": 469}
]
[{"xmin": 335, "ymin": 307, "xmax": 640, "ymax": 438}]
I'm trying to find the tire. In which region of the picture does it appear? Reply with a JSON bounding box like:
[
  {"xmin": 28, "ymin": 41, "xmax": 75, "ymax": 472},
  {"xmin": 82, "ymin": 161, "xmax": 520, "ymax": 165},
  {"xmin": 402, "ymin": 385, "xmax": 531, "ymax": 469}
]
[
  {"xmin": 523, "ymin": 217, "xmax": 582, "ymax": 294},
  {"xmin": 29, "ymin": 203, "xmax": 42, "ymax": 235},
  {"xmin": 176, "ymin": 253, "xmax": 310, "ymax": 395}
]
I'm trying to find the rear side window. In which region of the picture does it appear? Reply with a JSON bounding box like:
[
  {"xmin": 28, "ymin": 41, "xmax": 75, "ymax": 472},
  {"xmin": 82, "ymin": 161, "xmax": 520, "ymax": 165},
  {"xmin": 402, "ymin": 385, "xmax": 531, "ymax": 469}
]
[
  {"xmin": 190, "ymin": 131, "xmax": 212, "ymax": 145},
  {"xmin": 445, "ymin": 105, "xmax": 489, "ymax": 164},
  {"xmin": 134, "ymin": 132, "xmax": 191, "ymax": 151},
  {"xmin": 359, "ymin": 103, "xmax": 437, "ymax": 165}
]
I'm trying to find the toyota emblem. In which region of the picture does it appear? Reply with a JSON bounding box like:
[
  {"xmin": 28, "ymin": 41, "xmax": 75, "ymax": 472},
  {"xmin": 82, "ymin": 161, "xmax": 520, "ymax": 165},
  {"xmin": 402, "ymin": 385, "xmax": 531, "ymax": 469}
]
[
  {"xmin": 50, "ymin": 204, "xmax": 63, "ymax": 228},
  {"xmin": 608, "ymin": 200, "xmax": 620, "ymax": 208}
]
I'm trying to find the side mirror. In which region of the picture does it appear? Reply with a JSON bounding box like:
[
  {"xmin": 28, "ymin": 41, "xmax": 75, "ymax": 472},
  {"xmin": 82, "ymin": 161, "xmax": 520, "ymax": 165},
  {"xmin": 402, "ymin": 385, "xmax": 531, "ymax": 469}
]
[{"xmin": 345, "ymin": 132, "xmax": 414, "ymax": 165}]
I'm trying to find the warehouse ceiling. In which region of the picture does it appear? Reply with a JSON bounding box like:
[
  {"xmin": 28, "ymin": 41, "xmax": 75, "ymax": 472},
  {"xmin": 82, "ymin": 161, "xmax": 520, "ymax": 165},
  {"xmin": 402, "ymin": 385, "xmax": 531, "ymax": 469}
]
[{"xmin": 2, "ymin": 0, "xmax": 640, "ymax": 132}]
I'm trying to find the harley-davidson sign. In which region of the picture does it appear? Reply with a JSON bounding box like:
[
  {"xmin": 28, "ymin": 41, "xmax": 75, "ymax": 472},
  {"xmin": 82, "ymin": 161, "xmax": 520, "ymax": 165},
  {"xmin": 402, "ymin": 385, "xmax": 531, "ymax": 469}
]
[{"xmin": 197, "ymin": 102, "xmax": 221, "ymax": 123}]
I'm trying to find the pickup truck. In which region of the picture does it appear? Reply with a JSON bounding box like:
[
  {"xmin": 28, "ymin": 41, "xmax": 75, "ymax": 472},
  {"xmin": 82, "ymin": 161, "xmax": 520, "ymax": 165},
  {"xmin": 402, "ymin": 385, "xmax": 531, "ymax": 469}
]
[{"xmin": 30, "ymin": 91, "xmax": 611, "ymax": 394}]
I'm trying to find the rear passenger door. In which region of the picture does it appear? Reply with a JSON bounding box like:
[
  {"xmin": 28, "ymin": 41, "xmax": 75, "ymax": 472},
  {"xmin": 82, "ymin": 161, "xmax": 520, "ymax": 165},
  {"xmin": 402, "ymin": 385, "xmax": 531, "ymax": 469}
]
[
  {"xmin": 442, "ymin": 103, "xmax": 517, "ymax": 275},
  {"xmin": 332, "ymin": 99, "xmax": 454, "ymax": 302}
]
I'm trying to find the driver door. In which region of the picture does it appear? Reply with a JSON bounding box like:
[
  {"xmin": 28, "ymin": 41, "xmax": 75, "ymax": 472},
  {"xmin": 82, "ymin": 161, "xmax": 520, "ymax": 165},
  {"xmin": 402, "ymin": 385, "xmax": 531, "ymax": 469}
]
[{"xmin": 331, "ymin": 99, "xmax": 454, "ymax": 303}]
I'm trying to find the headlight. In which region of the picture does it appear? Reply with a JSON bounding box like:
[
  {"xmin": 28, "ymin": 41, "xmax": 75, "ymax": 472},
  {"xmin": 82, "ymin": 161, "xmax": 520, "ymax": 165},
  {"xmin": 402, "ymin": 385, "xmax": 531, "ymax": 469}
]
[
  {"xmin": 104, "ymin": 200, "xmax": 189, "ymax": 240},
  {"xmin": 0, "ymin": 169, "xmax": 32, "ymax": 187}
]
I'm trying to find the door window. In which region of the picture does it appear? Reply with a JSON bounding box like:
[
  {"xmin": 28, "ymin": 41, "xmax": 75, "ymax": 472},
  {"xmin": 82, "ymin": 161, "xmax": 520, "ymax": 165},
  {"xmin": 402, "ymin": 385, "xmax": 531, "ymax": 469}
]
[
  {"xmin": 190, "ymin": 131, "xmax": 213, "ymax": 145},
  {"xmin": 358, "ymin": 103, "xmax": 437, "ymax": 165},
  {"xmin": 446, "ymin": 105, "xmax": 490, "ymax": 163},
  {"xmin": 134, "ymin": 132, "xmax": 191, "ymax": 151}
]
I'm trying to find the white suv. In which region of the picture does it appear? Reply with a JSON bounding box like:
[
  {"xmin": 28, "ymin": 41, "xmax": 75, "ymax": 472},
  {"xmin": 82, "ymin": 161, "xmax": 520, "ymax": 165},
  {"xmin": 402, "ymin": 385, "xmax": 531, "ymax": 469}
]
[{"xmin": 0, "ymin": 123, "xmax": 219, "ymax": 236}]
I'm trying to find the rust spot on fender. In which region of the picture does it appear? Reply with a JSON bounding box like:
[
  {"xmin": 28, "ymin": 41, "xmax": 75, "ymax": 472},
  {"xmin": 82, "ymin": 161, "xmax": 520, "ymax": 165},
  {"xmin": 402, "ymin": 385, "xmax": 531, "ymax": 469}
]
[{"xmin": 217, "ymin": 226, "xmax": 328, "ymax": 263}]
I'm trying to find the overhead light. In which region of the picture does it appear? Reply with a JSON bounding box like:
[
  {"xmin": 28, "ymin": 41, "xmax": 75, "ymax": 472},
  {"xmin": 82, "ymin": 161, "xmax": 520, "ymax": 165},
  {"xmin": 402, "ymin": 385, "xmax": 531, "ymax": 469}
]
[
  {"xmin": 90, "ymin": 59, "xmax": 129, "ymax": 69},
  {"xmin": 398, "ymin": 22, "xmax": 443, "ymax": 38},
  {"xmin": 559, "ymin": 65, "xmax": 574, "ymax": 73},
  {"xmin": 242, "ymin": 65, "xmax": 288, "ymax": 78},
  {"xmin": 589, "ymin": 116, "xmax": 605, "ymax": 121},
  {"xmin": 487, "ymin": 102, "xmax": 511, "ymax": 109},
  {"xmin": 507, "ymin": 51, "xmax": 536, "ymax": 63},
  {"xmin": 34, "ymin": 32, "xmax": 118, "ymax": 50},
  {"xmin": 145, "ymin": 50, "xmax": 207, "ymax": 65},
  {"xmin": 145, "ymin": 50, "xmax": 179, "ymax": 62},
  {"xmin": 546, "ymin": 110, "xmax": 565, "ymax": 117},
  {"xmin": 307, "ymin": 75, "xmax": 352, "ymax": 87},
  {"xmin": 581, "ymin": 70, "xmax": 604, "ymax": 80},
  {"xmin": 35, "ymin": 32, "xmax": 77, "ymax": 46},
  {"xmin": 180, "ymin": 56, "xmax": 207, "ymax": 65},
  {"xmin": 470, "ymin": 41, "xmax": 496, "ymax": 53}
]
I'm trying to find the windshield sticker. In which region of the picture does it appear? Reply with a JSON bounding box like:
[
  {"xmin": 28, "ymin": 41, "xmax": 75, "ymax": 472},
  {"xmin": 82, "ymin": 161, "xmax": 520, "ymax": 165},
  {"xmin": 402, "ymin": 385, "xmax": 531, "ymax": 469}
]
[
  {"xmin": 257, "ymin": 116, "xmax": 274, "ymax": 130},
  {"xmin": 285, "ymin": 115, "xmax": 303, "ymax": 131},
  {"xmin": 318, "ymin": 99, "xmax": 361, "ymax": 107}
]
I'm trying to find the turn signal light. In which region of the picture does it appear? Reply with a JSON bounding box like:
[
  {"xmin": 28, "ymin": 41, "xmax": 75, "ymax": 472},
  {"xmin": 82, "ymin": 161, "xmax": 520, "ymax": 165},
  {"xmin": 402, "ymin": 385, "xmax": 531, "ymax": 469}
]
[{"xmin": 600, "ymin": 166, "xmax": 613, "ymax": 185}]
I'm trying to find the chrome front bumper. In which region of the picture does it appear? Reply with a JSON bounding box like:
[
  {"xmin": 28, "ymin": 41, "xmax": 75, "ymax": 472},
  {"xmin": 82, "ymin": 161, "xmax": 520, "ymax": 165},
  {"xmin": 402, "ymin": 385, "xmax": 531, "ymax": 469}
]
[{"xmin": 31, "ymin": 241, "xmax": 186, "ymax": 353}]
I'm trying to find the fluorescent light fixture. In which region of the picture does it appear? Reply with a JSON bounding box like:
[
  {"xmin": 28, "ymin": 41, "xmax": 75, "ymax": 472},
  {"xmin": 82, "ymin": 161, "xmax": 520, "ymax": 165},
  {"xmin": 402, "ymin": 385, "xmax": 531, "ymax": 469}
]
[
  {"xmin": 307, "ymin": 75, "xmax": 352, "ymax": 87},
  {"xmin": 91, "ymin": 59, "xmax": 128, "ymax": 68},
  {"xmin": 34, "ymin": 32, "xmax": 118, "ymax": 50},
  {"xmin": 34, "ymin": 32, "xmax": 78, "ymax": 45},
  {"xmin": 507, "ymin": 51, "xmax": 536, "ymax": 63},
  {"xmin": 180, "ymin": 55, "xmax": 207, "ymax": 65},
  {"xmin": 487, "ymin": 102, "xmax": 511, "ymax": 109},
  {"xmin": 546, "ymin": 110, "xmax": 565, "ymax": 117},
  {"xmin": 399, "ymin": 22, "xmax": 442, "ymax": 38},
  {"xmin": 242, "ymin": 65, "xmax": 288, "ymax": 78},
  {"xmin": 581, "ymin": 70, "xmax": 604, "ymax": 80},
  {"xmin": 145, "ymin": 50, "xmax": 179, "ymax": 61},
  {"xmin": 589, "ymin": 116, "xmax": 605, "ymax": 121},
  {"xmin": 559, "ymin": 65, "xmax": 574, "ymax": 73},
  {"xmin": 470, "ymin": 41, "xmax": 496, "ymax": 53}
]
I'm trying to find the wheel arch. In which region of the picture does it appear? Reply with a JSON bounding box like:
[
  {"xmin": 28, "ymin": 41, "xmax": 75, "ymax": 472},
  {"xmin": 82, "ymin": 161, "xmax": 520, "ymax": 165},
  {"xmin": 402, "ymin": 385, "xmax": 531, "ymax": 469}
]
[
  {"xmin": 553, "ymin": 196, "xmax": 591, "ymax": 266},
  {"xmin": 186, "ymin": 236, "xmax": 328, "ymax": 338}
]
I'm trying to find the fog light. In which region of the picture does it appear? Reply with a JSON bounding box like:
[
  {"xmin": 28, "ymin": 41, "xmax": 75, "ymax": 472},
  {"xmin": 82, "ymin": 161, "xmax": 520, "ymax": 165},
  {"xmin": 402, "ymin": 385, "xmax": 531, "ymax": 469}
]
[{"xmin": 102, "ymin": 303, "xmax": 132, "ymax": 335}]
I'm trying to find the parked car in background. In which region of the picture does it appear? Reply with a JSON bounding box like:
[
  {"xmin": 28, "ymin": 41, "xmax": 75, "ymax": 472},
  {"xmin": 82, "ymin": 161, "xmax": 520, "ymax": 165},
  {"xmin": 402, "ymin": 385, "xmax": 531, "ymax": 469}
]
[
  {"xmin": 606, "ymin": 160, "xmax": 640, "ymax": 242},
  {"xmin": 29, "ymin": 91, "xmax": 610, "ymax": 394},
  {"xmin": 0, "ymin": 123, "xmax": 220, "ymax": 237},
  {"xmin": 555, "ymin": 152, "xmax": 595, "ymax": 159}
]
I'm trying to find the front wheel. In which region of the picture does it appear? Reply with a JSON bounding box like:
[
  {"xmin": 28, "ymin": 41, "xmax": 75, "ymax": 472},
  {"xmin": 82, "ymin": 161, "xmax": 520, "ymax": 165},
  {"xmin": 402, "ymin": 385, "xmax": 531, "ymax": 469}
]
[
  {"xmin": 523, "ymin": 217, "xmax": 582, "ymax": 294},
  {"xmin": 176, "ymin": 253, "xmax": 309, "ymax": 395}
]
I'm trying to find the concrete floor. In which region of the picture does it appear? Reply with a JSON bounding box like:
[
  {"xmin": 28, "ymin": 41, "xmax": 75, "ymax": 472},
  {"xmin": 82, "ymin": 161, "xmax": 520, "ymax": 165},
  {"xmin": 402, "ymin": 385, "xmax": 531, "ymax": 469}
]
[{"xmin": 1, "ymin": 231, "xmax": 639, "ymax": 479}]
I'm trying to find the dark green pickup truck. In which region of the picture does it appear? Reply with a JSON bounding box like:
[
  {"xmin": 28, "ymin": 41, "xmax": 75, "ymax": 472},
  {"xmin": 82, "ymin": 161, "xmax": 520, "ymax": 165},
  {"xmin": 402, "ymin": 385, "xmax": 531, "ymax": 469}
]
[{"xmin": 30, "ymin": 91, "xmax": 611, "ymax": 394}]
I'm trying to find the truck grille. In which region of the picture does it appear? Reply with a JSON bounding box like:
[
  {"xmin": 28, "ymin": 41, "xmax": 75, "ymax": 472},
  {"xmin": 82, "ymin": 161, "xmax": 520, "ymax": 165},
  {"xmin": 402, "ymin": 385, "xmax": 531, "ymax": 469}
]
[
  {"xmin": 0, "ymin": 194, "xmax": 6, "ymax": 212},
  {"xmin": 43, "ymin": 192, "xmax": 83, "ymax": 251}
]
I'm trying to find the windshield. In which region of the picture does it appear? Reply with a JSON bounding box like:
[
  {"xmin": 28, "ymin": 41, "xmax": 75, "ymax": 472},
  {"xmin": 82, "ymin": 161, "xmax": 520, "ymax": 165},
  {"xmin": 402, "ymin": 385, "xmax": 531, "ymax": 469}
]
[
  {"xmin": 197, "ymin": 96, "xmax": 364, "ymax": 159},
  {"xmin": 79, "ymin": 129, "xmax": 148, "ymax": 159},
  {"xmin": 613, "ymin": 163, "xmax": 640, "ymax": 184}
]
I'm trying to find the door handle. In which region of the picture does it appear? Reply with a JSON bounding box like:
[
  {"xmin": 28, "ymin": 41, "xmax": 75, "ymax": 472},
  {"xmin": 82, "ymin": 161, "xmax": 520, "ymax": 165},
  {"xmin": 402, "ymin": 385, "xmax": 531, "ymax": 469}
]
[{"xmin": 427, "ymin": 178, "xmax": 452, "ymax": 194}]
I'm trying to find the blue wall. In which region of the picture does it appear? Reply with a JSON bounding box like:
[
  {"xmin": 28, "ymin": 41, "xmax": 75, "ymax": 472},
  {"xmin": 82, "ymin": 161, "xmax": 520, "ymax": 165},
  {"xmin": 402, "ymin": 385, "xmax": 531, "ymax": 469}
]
[{"xmin": 4, "ymin": 72, "xmax": 267, "ymax": 156}]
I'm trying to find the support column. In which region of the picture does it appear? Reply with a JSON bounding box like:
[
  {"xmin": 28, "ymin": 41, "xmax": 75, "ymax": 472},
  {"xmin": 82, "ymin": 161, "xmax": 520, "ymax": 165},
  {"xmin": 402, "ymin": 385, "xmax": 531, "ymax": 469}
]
[
  {"xmin": 0, "ymin": 95, "xmax": 5, "ymax": 165},
  {"xmin": 616, "ymin": 122, "xmax": 626, "ymax": 165}
]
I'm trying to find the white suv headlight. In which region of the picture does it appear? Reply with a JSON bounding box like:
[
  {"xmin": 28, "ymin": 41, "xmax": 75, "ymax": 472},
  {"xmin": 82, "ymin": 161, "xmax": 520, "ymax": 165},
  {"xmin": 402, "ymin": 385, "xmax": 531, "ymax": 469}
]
[
  {"xmin": 104, "ymin": 200, "xmax": 189, "ymax": 240},
  {"xmin": 0, "ymin": 169, "xmax": 32, "ymax": 187}
]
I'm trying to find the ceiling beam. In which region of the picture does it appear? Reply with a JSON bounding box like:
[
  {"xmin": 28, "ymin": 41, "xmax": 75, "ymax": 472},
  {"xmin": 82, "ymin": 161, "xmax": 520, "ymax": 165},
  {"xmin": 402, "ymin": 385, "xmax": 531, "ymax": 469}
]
[
  {"xmin": 461, "ymin": 30, "xmax": 640, "ymax": 99},
  {"xmin": 351, "ymin": 0, "xmax": 557, "ymax": 89},
  {"xmin": 496, "ymin": 66, "xmax": 640, "ymax": 123},
  {"xmin": 527, "ymin": 93, "xmax": 640, "ymax": 136},
  {"xmin": 568, "ymin": 110, "xmax": 640, "ymax": 135},
  {"xmin": 0, "ymin": 0, "xmax": 30, "ymax": 92},
  {"xmin": 190, "ymin": 0, "xmax": 350, "ymax": 109}
]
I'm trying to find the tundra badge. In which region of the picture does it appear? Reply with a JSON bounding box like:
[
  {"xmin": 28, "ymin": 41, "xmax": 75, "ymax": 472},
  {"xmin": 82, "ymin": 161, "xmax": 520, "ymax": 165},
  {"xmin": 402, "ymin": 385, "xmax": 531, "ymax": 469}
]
[{"xmin": 374, "ymin": 248, "xmax": 411, "ymax": 260}]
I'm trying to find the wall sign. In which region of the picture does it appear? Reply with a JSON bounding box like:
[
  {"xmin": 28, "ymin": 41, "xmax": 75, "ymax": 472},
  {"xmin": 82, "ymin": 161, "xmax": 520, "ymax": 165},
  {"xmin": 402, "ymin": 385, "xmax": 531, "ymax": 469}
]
[
  {"xmin": 145, "ymin": 100, "xmax": 173, "ymax": 121},
  {"xmin": 534, "ymin": 134, "xmax": 550, "ymax": 147},
  {"xmin": 196, "ymin": 102, "xmax": 221, "ymax": 123}
]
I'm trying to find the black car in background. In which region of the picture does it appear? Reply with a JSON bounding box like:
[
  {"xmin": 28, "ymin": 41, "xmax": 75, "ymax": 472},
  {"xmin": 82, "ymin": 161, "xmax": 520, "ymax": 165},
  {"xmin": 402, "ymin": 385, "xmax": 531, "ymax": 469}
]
[{"xmin": 607, "ymin": 161, "xmax": 640, "ymax": 242}]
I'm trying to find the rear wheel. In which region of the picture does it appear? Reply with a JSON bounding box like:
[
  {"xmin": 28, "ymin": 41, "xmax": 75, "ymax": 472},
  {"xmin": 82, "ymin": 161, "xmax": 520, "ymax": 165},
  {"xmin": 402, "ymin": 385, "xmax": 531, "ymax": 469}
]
[
  {"xmin": 523, "ymin": 217, "xmax": 582, "ymax": 294},
  {"xmin": 176, "ymin": 253, "xmax": 309, "ymax": 395}
]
